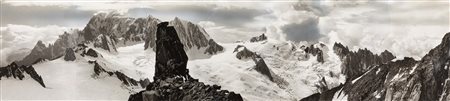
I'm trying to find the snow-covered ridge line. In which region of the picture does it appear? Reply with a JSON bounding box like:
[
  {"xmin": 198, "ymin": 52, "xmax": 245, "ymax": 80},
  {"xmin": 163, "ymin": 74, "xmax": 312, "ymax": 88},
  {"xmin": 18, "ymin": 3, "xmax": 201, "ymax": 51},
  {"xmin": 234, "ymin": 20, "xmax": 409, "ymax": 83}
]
[
  {"xmin": 302, "ymin": 32, "xmax": 450, "ymax": 101},
  {"xmin": 13, "ymin": 11, "xmax": 223, "ymax": 67}
]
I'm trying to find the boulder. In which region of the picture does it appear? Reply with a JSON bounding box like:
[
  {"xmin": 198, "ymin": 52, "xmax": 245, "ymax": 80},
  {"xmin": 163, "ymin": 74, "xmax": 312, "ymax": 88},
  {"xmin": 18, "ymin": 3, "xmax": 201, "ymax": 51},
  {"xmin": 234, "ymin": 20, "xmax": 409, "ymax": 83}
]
[
  {"xmin": 64, "ymin": 48, "xmax": 76, "ymax": 61},
  {"xmin": 85, "ymin": 49, "xmax": 98, "ymax": 57}
]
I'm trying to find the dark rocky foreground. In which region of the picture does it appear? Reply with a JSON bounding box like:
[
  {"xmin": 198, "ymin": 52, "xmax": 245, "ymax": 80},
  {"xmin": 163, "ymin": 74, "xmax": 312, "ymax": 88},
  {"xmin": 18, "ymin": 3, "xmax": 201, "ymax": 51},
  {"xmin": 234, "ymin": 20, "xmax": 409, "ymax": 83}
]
[
  {"xmin": 0, "ymin": 62, "xmax": 46, "ymax": 88},
  {"xmin": 301, "ymin": 32, "xmax": 450, "ymax": 101},
  {"xmin": 128, "ymin": 22, "xmax": 243, "ymax": 101}
]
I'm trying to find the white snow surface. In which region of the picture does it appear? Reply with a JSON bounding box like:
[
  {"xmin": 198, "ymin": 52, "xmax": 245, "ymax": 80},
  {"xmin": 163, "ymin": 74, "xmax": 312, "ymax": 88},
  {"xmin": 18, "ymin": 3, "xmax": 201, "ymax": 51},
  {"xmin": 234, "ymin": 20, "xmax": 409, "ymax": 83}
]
[
  {"xmin": 1, "ymin": 43, "xmax": 152, "ymax": 100},
  {"xmin": 1, "ymin": 59, "xmax": 129, "ymax": 100},
  {"xmin": 188, "ymin": 39, "xmax": 345, "ymax": 100},
  {"xmin": 2, "ymin": 39, "xmax": 345, "ymax": 100}
]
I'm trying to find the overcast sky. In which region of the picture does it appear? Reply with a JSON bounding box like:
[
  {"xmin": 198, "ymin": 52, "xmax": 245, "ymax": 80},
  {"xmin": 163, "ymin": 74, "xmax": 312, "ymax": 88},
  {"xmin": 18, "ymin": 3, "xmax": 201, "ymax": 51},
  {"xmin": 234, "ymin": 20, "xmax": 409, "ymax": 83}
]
[{"xmin": 1, "ymin": 0, "xmax": 449, "ymax": 65}]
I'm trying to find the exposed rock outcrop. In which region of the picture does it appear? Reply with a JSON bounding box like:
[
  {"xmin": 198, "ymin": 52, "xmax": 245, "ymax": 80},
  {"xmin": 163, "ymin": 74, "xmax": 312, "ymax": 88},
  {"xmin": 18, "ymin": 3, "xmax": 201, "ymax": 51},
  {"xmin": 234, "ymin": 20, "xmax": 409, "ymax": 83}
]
[
  {"xmin": 0, "ymin": 62, "xmax": 46, "ymax": 88},
  {"xmin": 129, "ymin": 22, "xmax": 243, "ymax": 101},
  {"xmin": 64, "ymin": 48, "xmax": 76, "ymax": 61},
  {"xmin": 85, "ymin": 49, "xmax": 99, "ymax": 58},
  {"xmin": 88, "ymin": 60, "xmax": 149, "ymax": 88},
  {"xmin": 253, "ymin": 55, "xmax": 274, "ymax": 81},
  {"xmin": 205, "ymin": 39, "xmax": 224, "ymax": 55},
  {"xmin": 18, "ymin": 31, "xmax": 79, "ymax": 66},
  {"xmin": 304, "ymin": 44, "xmax": 326, "ymax": 63},
  {"xmin": 342, "ymin": 57, "xmax": 417, "ymax": 101},
  {"xmin": 333, "ymin": 43, "xmax": 395, "ymax": 81},
  {"xmin": 300, "ymin": 84, "xmax": 344, "ymax": 101},
  {"xmin": 233, "ymin": 45, "xmax": 288, "ymax": 87},
  {"xmin": 93, "ymin": 34, "xmax": 118, "ymax": 52},
  {"xmin": 250, "ymin": 33, "xmax": 268, "ymax": 42},
  {"xmin": 234, "ymin": 45, "xmax": 257, "ymax": 60}
]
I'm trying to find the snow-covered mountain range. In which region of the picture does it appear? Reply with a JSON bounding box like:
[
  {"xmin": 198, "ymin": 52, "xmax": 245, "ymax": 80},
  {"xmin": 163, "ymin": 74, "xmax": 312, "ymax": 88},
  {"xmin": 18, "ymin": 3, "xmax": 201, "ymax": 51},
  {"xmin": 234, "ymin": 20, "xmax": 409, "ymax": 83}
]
[{"xmin": 1, "ymin": 11, "xmax": 450, "ymax": 101}]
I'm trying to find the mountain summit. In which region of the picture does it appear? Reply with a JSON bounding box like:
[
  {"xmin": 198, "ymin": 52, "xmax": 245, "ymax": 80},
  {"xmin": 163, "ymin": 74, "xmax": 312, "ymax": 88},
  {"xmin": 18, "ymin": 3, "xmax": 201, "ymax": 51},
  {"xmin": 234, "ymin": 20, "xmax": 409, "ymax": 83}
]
[{"xmin": 14, "ymin": 12, "xmax": 223, "ymax": 66}]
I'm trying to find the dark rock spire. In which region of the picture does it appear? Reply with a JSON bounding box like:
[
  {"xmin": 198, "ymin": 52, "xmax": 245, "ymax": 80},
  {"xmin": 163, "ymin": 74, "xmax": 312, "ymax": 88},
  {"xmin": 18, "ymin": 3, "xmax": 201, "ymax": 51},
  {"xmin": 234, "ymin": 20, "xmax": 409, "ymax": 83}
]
[{"xmin": 153, "ymin": 22, "xmax": 190, "ymax": 81}]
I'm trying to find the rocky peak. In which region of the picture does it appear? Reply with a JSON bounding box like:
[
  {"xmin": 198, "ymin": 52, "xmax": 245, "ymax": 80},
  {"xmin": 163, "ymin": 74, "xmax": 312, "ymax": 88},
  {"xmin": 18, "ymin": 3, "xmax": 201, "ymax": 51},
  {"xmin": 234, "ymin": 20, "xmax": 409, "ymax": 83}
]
[
  {"xmin": 233, "ymin": 45, "xmax": 288, "ymax": 87},
  {"xmin": 380, "ymin": 50, "xmax": 396, "ymax": 62},
  {"xmin": 332, "ymin": 42, "xmax": 350, "ymax": 58},
  {"xmin": 415, "ymin": 32, "xmax": 450, "ymax": 101},
  {"xmin": 234, "ymin": 45, "xmax": 257, "ymax": 60},
  {"xmin": 333, "ymin": 42, "xmax": 396, "ymax": 81},
  {"xmin": 82, "ymin": 12, "xmax": 133, "ymax": 41},
  {"xmin": 18, "ymin": 31, "xmax": 79, "ymax": 66},
  {"xmin": 304, "ymin": 43, "xmax": 326, "ymax": 63},
  {"xmin": 0, "ymin": 62, "xmax": 46, "ymax": 88},
  {"xmin": 64, "ymin": 48, "xmax": 76, "ymax": 61},
  {"xmin": 250, "ymin": 33, "xmax": 268, "ymax": 42},
  {"xmin": 35, "ymin": 40, "xmax": 47, "ymax": 49},
  {"xmin": 169, "ymin": 17, "xmax": 210, "ymax": 49},
  {"xmin": 17, "ymin": 14, "xmax": 221, "ymax": 67}
]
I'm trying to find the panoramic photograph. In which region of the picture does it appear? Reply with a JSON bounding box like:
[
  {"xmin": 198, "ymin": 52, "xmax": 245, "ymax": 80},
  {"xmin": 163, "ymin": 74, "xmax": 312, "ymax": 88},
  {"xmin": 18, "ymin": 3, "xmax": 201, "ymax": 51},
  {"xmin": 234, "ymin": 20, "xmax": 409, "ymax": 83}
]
[{"xmin": 0, "ymin": 0, "xmax": 449, "ymax": 101}]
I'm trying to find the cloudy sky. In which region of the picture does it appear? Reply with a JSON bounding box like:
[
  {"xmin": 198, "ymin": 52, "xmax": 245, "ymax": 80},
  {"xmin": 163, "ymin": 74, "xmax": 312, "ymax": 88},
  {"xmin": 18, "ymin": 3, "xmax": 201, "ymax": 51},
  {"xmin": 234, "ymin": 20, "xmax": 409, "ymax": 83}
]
[{"xmin": 0, "ymin": 0, "xmax": 449, "ymax": 65}]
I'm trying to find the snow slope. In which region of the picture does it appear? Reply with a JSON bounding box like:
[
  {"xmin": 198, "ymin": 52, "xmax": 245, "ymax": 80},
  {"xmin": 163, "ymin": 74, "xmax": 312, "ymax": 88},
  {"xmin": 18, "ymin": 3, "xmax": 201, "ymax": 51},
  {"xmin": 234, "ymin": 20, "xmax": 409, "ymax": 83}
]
[
  {"xmin": 1, "ymin": 59, "xmax": 129, "ymax": 100},
  {"xmin": 91, "ymin": 43, "xmax": 155, "ymax": 81},
  {"xmin": 188, "ymin": 39, "xmax": 345, "ymax": 100},
  {"xmin": 1, "ymin": 39, "xmax": 344, "ymax": 101},
  {"xmin": 0, "ymin": 43, "xmax": 153, "ymax": 100}
]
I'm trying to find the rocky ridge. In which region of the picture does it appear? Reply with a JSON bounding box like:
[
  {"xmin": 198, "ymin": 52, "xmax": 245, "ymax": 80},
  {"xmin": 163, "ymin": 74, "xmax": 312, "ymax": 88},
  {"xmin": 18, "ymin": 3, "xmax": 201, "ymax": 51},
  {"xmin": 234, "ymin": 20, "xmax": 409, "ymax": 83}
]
[
  {"xmin": 250, "ymin": 33, "xmax": 268, "ymax": 42},
  {"xmin": 233, "ymin": 45, "xmax": 289, "ymax": 89},
  {"xmin": 333, "ymin": 43, "xmax": 395, "ymax": 80},
  {"xmin": 0, "ymin": 62, "xmax": 46, "ymax": 88},
  {"xmin": 302, "ymin": 32, "xmax": 450, "ymax": 101},
  {"xmin": 15, "ymin": 12, "xmax": 223, "ymax": 66}
]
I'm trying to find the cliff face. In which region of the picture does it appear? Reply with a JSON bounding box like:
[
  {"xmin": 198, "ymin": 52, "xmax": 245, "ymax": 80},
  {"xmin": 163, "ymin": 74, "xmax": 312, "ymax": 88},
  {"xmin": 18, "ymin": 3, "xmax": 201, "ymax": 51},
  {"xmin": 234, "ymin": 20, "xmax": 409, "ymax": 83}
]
[
  {"xmin": 333, "ymin": 43, "xmax": 395, "ymax": 81},
  {"xmin": 153, "ymin": 22, "xmax": 191, "ymax": 80},
  {"xmin": 129, "ymin": 22, "xmax": 243, "ymax": 101}
]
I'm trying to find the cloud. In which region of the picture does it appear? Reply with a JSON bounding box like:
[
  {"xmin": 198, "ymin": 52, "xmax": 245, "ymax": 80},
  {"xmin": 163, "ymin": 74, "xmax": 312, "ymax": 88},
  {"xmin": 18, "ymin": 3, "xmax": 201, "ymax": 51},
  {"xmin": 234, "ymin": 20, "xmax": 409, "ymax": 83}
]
[
  {"xmin": 281, "ymin": 17, "xmax": 322, "ymax": 42},
  {"xmin": 1, "ymin": 3, "xmax": 95, "ymax": 27},
  {"xmin": 293, "ymin": 1, "xmax": 331, "ymax": 16},
  {"xmin": 198, "ymin": 21, "xmax": 265, "ymax": 43},
  {"xmin": 0, "ymin": 24, "xmax": 71, "ymax": 66},
  {"xmin": 126, "ymin": 5, "xmax": 271, "ymax": 27},
  {"xmin": 318, "ymin": 1, "xmax": 449, "ymax": 59},
  {"xmin": 2, "ymin": 1, "xmax": 273, "ymax": 43}
]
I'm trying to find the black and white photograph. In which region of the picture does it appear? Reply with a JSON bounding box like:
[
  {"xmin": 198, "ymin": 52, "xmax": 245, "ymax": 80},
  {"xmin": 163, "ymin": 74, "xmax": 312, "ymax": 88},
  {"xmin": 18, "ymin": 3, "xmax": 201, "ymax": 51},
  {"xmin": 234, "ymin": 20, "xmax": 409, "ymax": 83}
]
[{"xmin": 0, "ymin": 0, "xmax": 449, "ymax": 101}]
